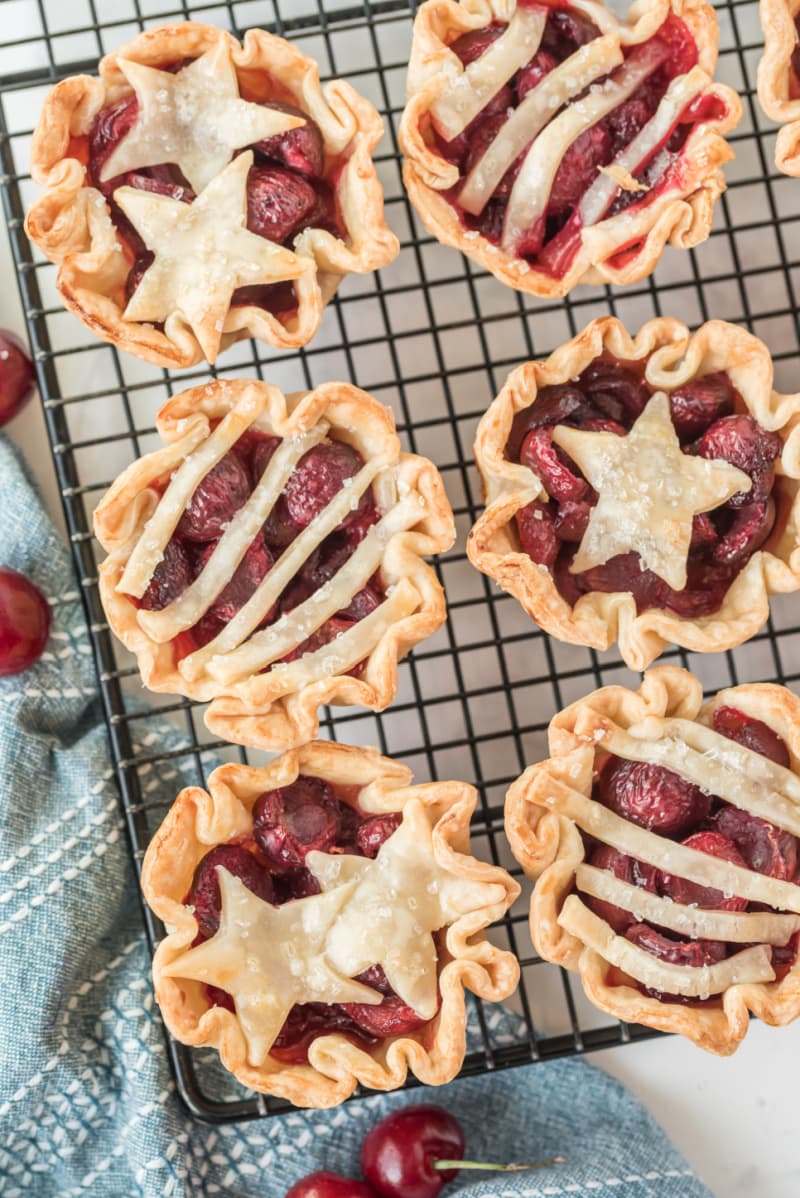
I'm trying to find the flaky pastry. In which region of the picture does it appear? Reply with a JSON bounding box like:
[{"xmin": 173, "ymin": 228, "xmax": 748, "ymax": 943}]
[{"xmin": 757, "ymin": 1, "xmax": 800, "ymax": 175}]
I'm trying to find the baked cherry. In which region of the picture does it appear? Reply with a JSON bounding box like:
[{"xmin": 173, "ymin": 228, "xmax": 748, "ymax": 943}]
[
  {"xmin": 517, "ymin": 50, "xmax": 558, "ymax": 100},
  {"xmin": 606, "ymin": 97, "xmax": 654, "ymax": 154},
  {"xmin": 598, "ymin": 757, "xmax": 711, "ymax": 836},
  {"xmin": 284, "ymin": 441, "xmax": 365, "ymax": 529},
  {"xmin": 198, "ymin": 535, "xmax": 275, "ymax": 624},
  {"xmin": 553, "ymin": 497, "xmax": 592, "ymax": 542},
  {"xmin": 712, "ymin": 704, "xmax": 791, "ymax": 767},
  {"xmin": 284, "ymin": 616, "xmax": 357, "ymax": 663},
  {"xmin": 584, "ymin": 844, "xmax": 657, "ymax": 934},
  {"xmin": 515, "ymin": 500, "xmax": 559, "ymax": 567},
  {"xmin": 463, "ymin": 113, "xmax": 520, "ymax": 197},
  {"xmin": 0, "ymin": 331, "xmax": 35, "ymax": 426},
  {"xmin": 286, "ymin": 1173, "xmax": 377, "ymax": 1198},
  {"xmin": 87, "ymin": 94, "xmax": 138, "ymax": 188},
  {"xmin": 246, "ymin": 163, "xmax": 317, "ymax": 244},
  {"xmin": 139, "ymin": 537, "xmax": 194, "ymax": 611},
  {"xmin": 669, "ymin": 372, "xmax": 735, "ymax": 441},
  {"xmin": 712, "ymin": 805, "xmax": 797, "ymax": 882},
  {"xmin": 191, "ymin": 844, "xmax": 274, "ymax": 938},
  {"xmin": 658, "ymin": 830, "xmax": 748, "ymax": 911},
  {"xmin": 548, "ymin": 125, "xmax": 612, "ymax": 215},
  {"xmin": 361, "ymin": 1105, "xmax": 465, "ymax": 1198},
  {"xmin": 0, "ymin": 568, "xmax": 50, "ymax": 676},
  {"xmin": 449, "ymin": 24, "xmax": 503, "ymax": 66},
  {"xmin": 578, "ymin": 361, "xmax": 650, "ymax": 423},
  {"xmin": 690, "ymin": 512, "xmax": 718, "ymax": 549},
  {"xmin": 177, "ymin": 452, "xmax": 252, "ymax": 542},
  {"xmin": 625, "ymin": 923, "xmax": 726, "ymax": 968},
  {"xmin": 542, "ymin": 9, "xmax": 601, "ymax": 56},
  {"xmin": 356, "ymin": 813, "xmax": 402, "ymax": 859},
  {"xmin": 578, "ymin": 552, "xmax": 665, "ymax": 614},
  {"xmin": 230, "ymin": 281, "xmax": 298, "ymax": 315},
  {"xmin": 712, "ymin": 499, "xmax": 774, "ymax": 565},
  {"xmin": 254, "ymin": 101, "xmax": 324, "ymax": 178},
  {"xmin": 252, "ymin": 775, "xmax": 340, "ymax": 872},
  {"xmin": 237, "ymin": 431, "xmax": 280, "ymax": 484},
  {"xmin": 695, "ymin": 414, "xmax": 782, "ymax": 506},
  {"xmin": 263, "ymin": 494, "xmax": 299, "ymax": 550},
  {"xmin": 126, "ymin": 253, "xmax": 155, "ymax": 301},
  {"xmin": 520, "ymin": 429, "xmax": 588, "ymax": 502},
  {"xmin": 342, "ymin": 993, "xmax": 429, "ymax": 1038}
]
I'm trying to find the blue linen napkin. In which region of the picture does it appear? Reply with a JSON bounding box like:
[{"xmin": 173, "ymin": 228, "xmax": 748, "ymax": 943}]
[{"xmin": 0, "ymin": 434, "xmax": 714, "ymax": 1198}]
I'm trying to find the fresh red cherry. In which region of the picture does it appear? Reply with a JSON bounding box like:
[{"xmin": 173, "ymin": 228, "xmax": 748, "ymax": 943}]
[
  {"xmin": 361, "ymin": 1105, "xmax": 465, "ymax": 1198},
  {"xmin": 0, "ymin": 568, "xmax": 50, "ymax": 676},
  {"xmin": 286, "ymin": 1172, "xmax": 378, "ymax": 1198},
  {"xmin": 0, "ymin": 331, "xmax": 35, "ymax": 426}
]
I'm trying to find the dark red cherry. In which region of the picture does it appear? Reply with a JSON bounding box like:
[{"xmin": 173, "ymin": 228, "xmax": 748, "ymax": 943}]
[
  {"xmin": 659, "ymin": 558, "xmax": 734, "ymax": 618},
  {"xmin": 139, "ymin": 537, "xmax": 194, "ymax": 611},
  {"xmin": 606, "ymin": 97, "xmax": 655, "ymax": 155},
  {"xmin": 126, "ymin": 253, "xmax": 154, "ymax": 302},
  {"xmin": 236, "ymin": 431, "xmax": 280, "ymax": 485},
  {"xmin": 361, "ymin": 1105, "xmax": 465, "ymax": 1198},
  {"xmin": 712, "ymin": 704, "xmax": 791, "ymax": 767},
  {"xmin": 529, "ymin": 384, "xmax": 595, "ymax": 429},
  {"xmin": 712, "ymin": 805, "xmax": 797, "ymax": 882},
  {"xmin": 230, "ymin": 281, "xmax": 298, "ymax": 315},
  {"xmin": 520, "ymin": 428, "xmax": 588, "ymax": 502},
  {"xmin": 690, "ymin": 512, "xmax": 718, "ymax": 549},
  {"xmin": 198, "ymin": 535, "xmax": 275, "ymax": 624},
  {"xmin": 463, "ymin": 113, "xmax": 520, "ymax": 198},
  {"xmin": 577, "ymin": 552, "xmax": 665, "ymax": 613},
  {"xmin": 0, "ymin": 568, "xmax": 50, "ymax": 676},
  {"xmin": 191, "ymin": 844, "xmax": 274, "ymax": 938},
  {"xmin": 517, "ymin": 50, "xmax": 558, "ymax": 100},
  {"xmin": 342, "ymin": 993, "xmax": 429, "ymax": 1038},
  {"xmin": 548, "ymin": 124, "xmax": 612, "ymax": 214},
  {"xmin": 578, "ymin": 361, "xmax": 651, "ymax": 423},
  {"xmin": 177, "ymin": 452, "xmax": 251, "ymax": 542},
  {"xmin": 712, "ymin": 499, "xmax": 774, "ymax": 565},
  {"xmin": 449, "ymin": 24, "xmax": 503, "ymax": 66},
  {"xmin": 0, "ymin": 331, "xmax": 35, "ymax": 426},
  {"xmin": 252, "ymin": 775, "xmax": 339, "ymax": 872},
  {"xmin": 283, "ymin": 616, "xmax": 357, "ymax": 663},
  {"xmin": 695, "ymin": 414, "xmax": 782, "ymax": 507},
  {"xmin": 515, "ymin": 500, "xmax": 559, "ymax": 567},
  {"xmin": 581, "ymin": 417, "xmax": 627, "ymax": 435},
  {"xmin": 542, "ymin": 9, "xmax": 601, "ymax": 57},
  {"xmin": 553, "ymin": 496, "xmax": 592, "ymax": 542},
  {"xmin": 284, "ymin": 441, "xmax": 365, "ymax": 529},
  {"xmin": 87, "ymin": 94, "xmax": 139, "ymax": 189},
  {"xmin": 552, "ymin": 548, "xmax": 586, "ymax": 606},
  {"xmin": 254, "ymin": 101, "xmax": 324, "ymax": 178},
  {"xmin": 246, "ymin": 164, "xmax": 317, "ymax": 244},
  {"xmin": 625, "ymin": 923, "xmax": 726, "ymax": 968},
  {"xmin": 658, "ymin": 830, "xmax": 748, "ymax": 912},
  {"xmin": 582, "ymin": 844, "xmax": 658, "ymax": 935},
  {"xmin": 286, "ymin": 1173, "xmax": 378, "ymax": 1198},
  {"xmin": 356, "ymin": 813, "xmax": 402, "ymax": 858},
  {"xmin": 598, "ymin": 757, "xmax": 711, "ymax": 836},
  {"xmin": 669, "ymin": 372, "xmax": 735, "ymax": 441},
  {"xmin": 262, "ymin": 494, "xmax": 300, "ymax": 551},
  {"xmin": 122, "ymin": 172, "xmax": 194, "ymax": 204}
]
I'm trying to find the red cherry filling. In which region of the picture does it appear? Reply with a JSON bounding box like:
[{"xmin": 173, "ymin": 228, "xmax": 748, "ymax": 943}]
[
  {"xmin": 246, "ymin": 164, "xmax": 318, "ymax": 243},
  {"xmin": 198, "ymin": 535, "xmax": 276, "ymax": 625},
  {"xmin": 695, "ymin": 414, "xmax": 782, "ymax": 507},
  {"xmin": 441, "ymin": 7, "xmax": 724, "ymax": 278},
  {"xmin": 712, "ymin": 704, "xmax": 791, "ymax": 768},
  {"xmin": 253, "ymin": 101, "xmax": 325, "ymax": 178},
  {"xmin": 669, "ymin": 372, "xmax": 735, "ymax": 441},
  {"xmin": 139, "ymin": 537, "xmax": 195, "ymax": 611},
  {"xmin": 189, "ymin": 779, "xmax": 430, "ymax": 1054},
  {"xmin": 583, "ymin": 844, "xmax": 657, "ymax": 935},
  {"xmin": 177, "ymin": 451, "xmax": 252, "ymax": 543},
  {"xmin": 284, "ymin": 441, "xmax": 368, "ymax": 530},
  {"xmin": 515, "ymin": 500, "xmax": 559, "ymax": 568},
  {"xmin": 598, "ymin": 757, "xmax": 711, "ymax": 836},
  {"xmin": 657, "ymin": 831, "xmax": 749, "ymax": 912}
]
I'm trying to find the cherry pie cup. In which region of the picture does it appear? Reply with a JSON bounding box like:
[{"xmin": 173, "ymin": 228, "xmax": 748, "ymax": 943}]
[
  {"xmin": 505, "ymin": 665, "xmax": 800, "ymax": 1054},
  {"xmin": 757, "ymin": 0, "xmax": 800, "ymax": 175},
  {"xmin": 399, "ymin": 0, "xmax": 740, "ymax": 296},
  {"xmin": 93, "ymin": 378, "xmax": 455, "ymax": 749},
  {"xmin": 468, "ymin": 316, "xmax": 800, "ymax": 671},
  {"xmin": 24, "ymin": 21, "xmax": 399, "ymax": 365},
  {"xmin": 142, "ymin": 741, "xmax": 520, "ymax": 1107}
]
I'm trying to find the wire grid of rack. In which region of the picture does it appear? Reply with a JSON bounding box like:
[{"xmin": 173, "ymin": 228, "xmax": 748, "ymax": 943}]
[{"xmin": 1, "ymin": 0, "xmax": 799, "ymax": 1122}]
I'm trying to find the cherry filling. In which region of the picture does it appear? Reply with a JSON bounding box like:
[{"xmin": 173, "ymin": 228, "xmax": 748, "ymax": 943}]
[
  {"xmin": 581, "ymin": 707, "xmax": 799, "ymax": 1001},
  {"xmin": 509, "ymin": 359, "xmax": 782, "ymax": 618},
  {"xmin": 134, "ymin": 429, "xmax": 385, "ymax": 670},
  {"xmin": 86, "ymin": 64, "xmax": 345, "ymax": 319},
  {"xmin": 186, "ymin": 776, "xmax": 431, "ymax": 1058},
  {"xmin": 436, "ymin": 6, "xmax": 728, "ymax": 278}
]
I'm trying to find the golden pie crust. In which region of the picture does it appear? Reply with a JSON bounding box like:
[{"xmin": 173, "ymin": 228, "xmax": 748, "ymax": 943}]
[
  {"xmin": 505, "ymin": 665, "xmax": 800, "ymax": 1055},
  {"xmin": 399, "ymin": 0, "xmax": 741, "ymax": 297},
  {"xmin": 758, "ymin": 0, "xmax": 800, "ymax": 175},
  {"xmin": 142, "ymin": 741, "xmax": 521, "ymax": 1107},
  {"xmin": 24, "ymin": 21, "xmax": 399, "ymax": 365},
  {"xmin": 93, "ymin": 378, "xmax": 455, "ymax": 750},
  {"xmin": 468, "ymin": 316, "xmax": 800, "ymax": 671}
]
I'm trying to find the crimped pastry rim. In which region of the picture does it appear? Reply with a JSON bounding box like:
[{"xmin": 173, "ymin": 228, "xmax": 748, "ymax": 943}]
[
  {"xmin": 467, "ymin": 315, "xmax": 800, "ymax": 671},
  {"xmin": 142, "ymin": 740, "xmax": 521, "ymax": 1107},
  {"xmin": 504, "ymin": 664, "xmax": 800, "ymax": 1055},
  {"xmin": 398, "ymin": 0, "xmax": 742, "ymax": 297},
  {"xmin": 757, "ymin": 0, "xmax": 800, "ymax": 175},
  {"xmin": 24, "ymin": 21, "xmax": 399, "ymax": 366}
]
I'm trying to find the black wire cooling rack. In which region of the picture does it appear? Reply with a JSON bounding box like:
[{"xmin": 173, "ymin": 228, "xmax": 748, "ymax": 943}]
[{"xmin": 2, "ymin": 0, "xmax": 799, "ymax": 1123}]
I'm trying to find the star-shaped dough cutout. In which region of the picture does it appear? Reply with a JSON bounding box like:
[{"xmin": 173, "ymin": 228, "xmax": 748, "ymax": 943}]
[
  {"xmin": 307, "ymin": 799, "xmax": 506, "ymax": 1020},
  {"xmin": 162, "ymin": 868, "xmax": 381, "ymax": 1067},
  {"xmin": 114, "ymin": 151, "xmax": 307, "ymax": 362},
  {"xmin": 551, "ymin": 392, "xmax": 753, "ymax": 590},
  {"xmin": 100, "ymin": 40, "xmax": 304, "ymax": 192}
]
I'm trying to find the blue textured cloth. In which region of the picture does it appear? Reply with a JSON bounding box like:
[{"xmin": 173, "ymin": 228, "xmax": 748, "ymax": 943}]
[{"xmin": 0, "ymin": 434, "xmax": 714, "ymax": 1198}]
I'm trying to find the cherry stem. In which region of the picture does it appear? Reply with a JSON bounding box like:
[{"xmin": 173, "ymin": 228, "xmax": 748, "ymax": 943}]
[{"xmin": 432, "ymin": 1156, "xmax": 566, "ymax": 1173}]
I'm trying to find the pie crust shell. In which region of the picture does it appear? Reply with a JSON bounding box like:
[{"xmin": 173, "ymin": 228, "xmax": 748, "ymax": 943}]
[
  {"xmin": 93, "ymin": 377, "xmax": 455, "ymax": 750},
  {"xmin": 399, "ymin": 0, "xmax": 741, "ymax": 297},
  {"xmin": 758, "ymin": 0, "xmax": 800, "ymax": 175},
  {"xmin": 505, "ymin": 664, "xmax": 800, "ymax": 1054},
  {"xmin": 468, "ymin": 315, "xmax": 800, "ymax": 670},
  {"xmin": 24, "ymin": 21, "xmax": 399, "ymax": 365},
  {"xmin": 142, "ymin": 741, "xmax": 521, "ymax": 1107}
]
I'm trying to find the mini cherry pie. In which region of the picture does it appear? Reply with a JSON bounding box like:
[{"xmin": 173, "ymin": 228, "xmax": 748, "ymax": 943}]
[
  {"xmin": 24, "ymin": 21, "xmax": 398, "ymax": 365},
  {"xmin": 505, "ymin": 666, "xmax": 800, "ymax": 1054},
  {"xmin": 468, "ymin": 316, "xmax": 800, "ymax": 671},
  {"xmin": 758, "ymin": 0, "xmax": 800, "ymax": 175},
  {"xmin": 399, "ymin": 0, "xmax": 741, "ymax": 296},
  {"xmin": 93, "ymin": 378, "xmax": 455, "ymax": 749},
  {"xmin": 142, "ymin": 742, "xmax": 520, "ymax": 1106}
]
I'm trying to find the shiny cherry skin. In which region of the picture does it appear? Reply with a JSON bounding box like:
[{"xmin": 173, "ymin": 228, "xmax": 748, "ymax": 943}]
[
  {"xmin": 0, "ymin": 568, "xmax": 51, "ymax": 676},
  {"xmin": 0, "ymin": 331, "xmax": 35, "ymax": 426},
  {"xmin": 361, "ymin": 1104, "xmax": 465, "ymax": 1198},
  {"xmin": 286, "ymin": 1172, "xmax": 378, "ymax": 1198}
]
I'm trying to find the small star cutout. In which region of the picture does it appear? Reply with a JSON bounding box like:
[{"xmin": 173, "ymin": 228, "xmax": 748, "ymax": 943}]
[
  {"xmin": 162, "ymin": 868, "xmax": 380, "ymax": 1066},
  {"xmin": 307, "ymin": 800, "xmax": 506, "ymax": 1020},
  {"xmin": 114, "ymin": 151, "xmax": 308, "ymax": 362},
  {"xmin": 100, "ymin": 40, "xmax": 304, "ymax": 192},
  {"xmin": 551, "ymin": 392, "xmax": 752, "ymax": 590}
]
